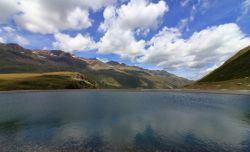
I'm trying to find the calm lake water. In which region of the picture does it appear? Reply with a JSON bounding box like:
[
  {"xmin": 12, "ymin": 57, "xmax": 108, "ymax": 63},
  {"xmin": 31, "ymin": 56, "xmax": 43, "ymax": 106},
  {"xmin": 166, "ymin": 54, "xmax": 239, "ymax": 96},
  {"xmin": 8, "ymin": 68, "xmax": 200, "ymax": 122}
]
[{"xmin": 0, "ymin": 91, "xmax": 250, "ymax": 152}]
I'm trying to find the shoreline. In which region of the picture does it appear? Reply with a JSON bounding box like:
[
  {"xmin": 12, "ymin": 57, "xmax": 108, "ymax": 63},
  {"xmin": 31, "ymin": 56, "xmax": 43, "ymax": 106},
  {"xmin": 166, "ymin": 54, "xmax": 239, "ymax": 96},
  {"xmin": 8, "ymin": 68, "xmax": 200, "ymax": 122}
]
[{"xmin": 0, "ymin": 89, "xmax": 250, "ymax": 96}]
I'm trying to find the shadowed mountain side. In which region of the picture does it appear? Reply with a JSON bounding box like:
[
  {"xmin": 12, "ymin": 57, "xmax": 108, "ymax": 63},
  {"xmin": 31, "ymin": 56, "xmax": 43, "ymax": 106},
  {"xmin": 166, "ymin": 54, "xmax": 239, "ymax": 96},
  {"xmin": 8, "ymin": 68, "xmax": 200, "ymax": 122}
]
[
  {"xmin": 188, "ymin": 45, "xmax": 250, "ymax": 90},
  {"xmin": 200, "ymin": 45, "xmax": 250, "ymax": 82}
]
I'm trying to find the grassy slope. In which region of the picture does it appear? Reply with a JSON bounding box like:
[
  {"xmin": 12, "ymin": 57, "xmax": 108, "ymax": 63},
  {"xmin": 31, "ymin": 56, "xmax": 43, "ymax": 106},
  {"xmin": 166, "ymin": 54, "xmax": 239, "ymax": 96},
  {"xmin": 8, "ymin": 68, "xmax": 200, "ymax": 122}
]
[
  {"xmin": 83, "ymin": 69, "xmax": 192, "ymax": 89},
  {"xmin": 200, "ymin": 45, "xmax": 250, "ymax": 82},
  {"xmin": 0, "ymin": 72, "xmax": 96, "ymax": 91},
  {"xmin": 187, "ymin": 77, "xmax": 250, "ymax": 90},
  {"xmin": 190, "ymin": 45, "xmax": 250, "ymax": 90}
]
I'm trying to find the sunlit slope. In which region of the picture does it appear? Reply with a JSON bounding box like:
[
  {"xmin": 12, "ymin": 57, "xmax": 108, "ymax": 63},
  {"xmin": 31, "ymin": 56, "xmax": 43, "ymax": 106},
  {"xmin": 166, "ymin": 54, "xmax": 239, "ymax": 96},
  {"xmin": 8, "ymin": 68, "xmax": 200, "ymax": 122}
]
[{"xmin": 0, "ymin": 72, "xmax": 96, "ymax": 91}]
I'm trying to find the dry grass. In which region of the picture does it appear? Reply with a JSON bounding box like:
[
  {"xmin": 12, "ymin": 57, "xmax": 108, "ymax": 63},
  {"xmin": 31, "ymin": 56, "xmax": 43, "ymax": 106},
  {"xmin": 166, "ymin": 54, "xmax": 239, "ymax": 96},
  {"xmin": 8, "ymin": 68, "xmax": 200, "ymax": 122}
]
[
  {"xmin": 0, "ymin": 72, "xmax": 96, "ymax": 91},
  {"xmin": 187, "ymin": 77, "xmax": 250, "ymax": 90}
]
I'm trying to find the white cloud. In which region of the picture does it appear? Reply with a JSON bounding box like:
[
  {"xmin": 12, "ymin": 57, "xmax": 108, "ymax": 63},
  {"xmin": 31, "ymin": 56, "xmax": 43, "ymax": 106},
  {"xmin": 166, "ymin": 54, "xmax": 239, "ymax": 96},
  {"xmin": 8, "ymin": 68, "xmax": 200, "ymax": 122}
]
[
  {"xmin": 1, "ymin": 26, "xmax": 29, "ymax": 45},
  {"xmin": 15, "ymin": 0, "xmax": 89, "ymax": 34},
  {"xmin": 97, "ymin": 27, "xmax": 146, "ymax": 59},
  {"xmin": 96, "ymin": 57, "xmax": 109, "ymax": 63},
  {"xmin": 243, "ymin": 0, "xmax": 250, "ymax": 11},
  {"xmin": 0, "ymin": 0, "xmax": 116, "ymax": 33},
  {"xmin": 180, "ymin": 0, "xmax": 190, "ymax": 7},
  {"xmin": 13, "ymin": 0, "xmax": 115, "ymax": 34},
  {"xmin": 100, "ymin": 0, "xmax": 168, "ymax": 32},
  {"xmin": 15, "ymin": 35, "xmax": 29, "ymax": 45},
  {"xmin": 117, "ymin": 0, "xmax": 167, "ymax": 30},
  {"xmin": 237, "ymin": 0, "xmax": 250, "ymax": 21},
  {"xmin": 177, "ymin": 18, "xmax": 189, "ymax": 31},
  {"xmin": 80, "ymin": 0, "xmax": 116, "ymax": 11},
  {"xmin": 198, "ymin": 0, "xmax": 210, "ymax": 11},
  {"xmin": 0, "ymin": 37, "xmax": 5, "ymax": 43},
  {"xmin": 139, "ymin": 23, "xmax": 250, "ymax": 79},
  {"xmin": 177, "ymin": 0, "xmax": 212, "ymax": 31},
  {"xmin": 0, "ymin": 0, "xmax": 19, "ymax": 23},
  {"xmin": 53, "ymin": 33, "xmax": 95, "ymax": 52},
  {"xmin": 97, "ymin": 0, "xmax": 168, "ymax": 59},
  {"xmin": 3, "ymin": 26, "xmax": 16, "ymax": 33}
]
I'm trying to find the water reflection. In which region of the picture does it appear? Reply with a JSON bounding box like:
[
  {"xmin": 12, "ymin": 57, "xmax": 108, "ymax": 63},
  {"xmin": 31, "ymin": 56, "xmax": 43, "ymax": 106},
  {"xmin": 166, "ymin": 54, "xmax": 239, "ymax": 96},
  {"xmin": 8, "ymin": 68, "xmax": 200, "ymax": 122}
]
[
  {"xmin": 0, "ymin": 91, "xmax": 250, "ymax": 151},
  {"xmin": 133, "ymin": 126, "xmax": 236, "ymax": 152},
  {"xmin": 134, "ymin": 126, "xmax": 170, "ymax": 151}
]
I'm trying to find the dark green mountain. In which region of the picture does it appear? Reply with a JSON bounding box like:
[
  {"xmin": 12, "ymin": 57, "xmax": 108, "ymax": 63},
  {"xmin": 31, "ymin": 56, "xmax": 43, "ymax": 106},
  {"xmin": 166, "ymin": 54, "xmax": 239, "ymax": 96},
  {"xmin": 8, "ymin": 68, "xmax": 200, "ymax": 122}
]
[
  {"xmin": 200, "ymin": 45, "xmax": 250, "ymax": 82},
  {"xmin": 0, "ymin": 43, "xmax": 192, "ymax": 89},
  {"xmin": 189, "ymin": 45, "xmax": 250, "ymax": 90}
]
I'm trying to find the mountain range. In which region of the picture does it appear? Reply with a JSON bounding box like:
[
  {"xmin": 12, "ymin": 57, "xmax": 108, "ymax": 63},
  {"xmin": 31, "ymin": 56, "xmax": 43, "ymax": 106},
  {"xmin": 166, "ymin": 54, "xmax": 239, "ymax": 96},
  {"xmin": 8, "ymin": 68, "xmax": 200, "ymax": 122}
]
[
  {"xmin": 2, "ymin": 42, "xmax": 249, "ymax": 91},
  {"xmin": 0, "ymin": 43, "xmax": 192, "ymax": 90}
]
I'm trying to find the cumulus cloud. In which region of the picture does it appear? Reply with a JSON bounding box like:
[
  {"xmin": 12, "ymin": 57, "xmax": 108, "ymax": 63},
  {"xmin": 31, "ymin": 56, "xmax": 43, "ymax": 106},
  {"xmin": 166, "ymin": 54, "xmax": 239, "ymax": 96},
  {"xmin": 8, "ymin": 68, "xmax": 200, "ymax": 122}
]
[
  {"xmin": 97, "ymin": 27, "xmax": 146, "ymax": 59},
  {"xmin": 116, "ymin": 0, "xmax": 167, "ymax": 30},
  {"xmin": 13, "ymin": 0, "xmax": 115, "ymax": 34},
  {"xmin": 0, "ymin": 0, "xmax": 19, "ymax": 23},
  {"xmin": 15, "ymin": 1, "xmax": 89, "ymax": 33},
  {"xmin": 53, "ymin": 33, "xmax": 95, "ymax": 52},
  {"xmin": 1, "ymin": 26, "xmax": 29, "ymax": 45},
  {"xmin": 100, "ymin": 0, "xmax": 168, "ymax": 32},
  {"xmin": 139, "ymin": 23, "xmax": 250, "ymax": 79},
  {"xmin": 97, "ymin": 0, "xmax": 168, "ymax": 59},
  {"xmin": 0, "ymin": 0, "xmax": 116, "ymax": 33}
]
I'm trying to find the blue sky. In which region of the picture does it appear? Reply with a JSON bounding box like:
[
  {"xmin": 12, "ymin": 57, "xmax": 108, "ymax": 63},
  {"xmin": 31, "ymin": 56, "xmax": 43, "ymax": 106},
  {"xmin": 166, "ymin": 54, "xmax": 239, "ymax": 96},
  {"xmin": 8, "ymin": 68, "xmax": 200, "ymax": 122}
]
[{"xmin": 0, "ymin": 0, "xmax": 250, "ymax": 79}]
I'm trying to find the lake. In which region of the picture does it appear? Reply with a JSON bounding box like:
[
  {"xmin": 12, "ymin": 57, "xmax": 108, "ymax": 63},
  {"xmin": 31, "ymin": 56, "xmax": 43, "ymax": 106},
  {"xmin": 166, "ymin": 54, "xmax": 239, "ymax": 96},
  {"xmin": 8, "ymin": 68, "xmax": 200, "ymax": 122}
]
[{"xmin": 0, "ymin": 91, "xmax": 250, "ymax": 152}]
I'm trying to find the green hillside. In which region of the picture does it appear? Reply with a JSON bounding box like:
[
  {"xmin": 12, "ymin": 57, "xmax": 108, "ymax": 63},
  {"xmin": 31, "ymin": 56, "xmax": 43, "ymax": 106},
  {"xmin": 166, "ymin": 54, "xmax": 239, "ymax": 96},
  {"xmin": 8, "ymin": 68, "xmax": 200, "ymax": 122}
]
[
  {"xmin": 0, "ymin": 72, "xmax": 96, "ymax": 91},
  {"xmin": 83, "ymin": 69, "xmax": 190, "ymax": 89},
  {"xmin": 188, "ymin": 45, "xmax": 250, "ymax": 90},
  {"xmin": 188, "ymin": 77, "xmax": 250, "ymax": 90},
  {"xmin": 200, "ymin": 45, "xmax": 250, "ymax": 82}
]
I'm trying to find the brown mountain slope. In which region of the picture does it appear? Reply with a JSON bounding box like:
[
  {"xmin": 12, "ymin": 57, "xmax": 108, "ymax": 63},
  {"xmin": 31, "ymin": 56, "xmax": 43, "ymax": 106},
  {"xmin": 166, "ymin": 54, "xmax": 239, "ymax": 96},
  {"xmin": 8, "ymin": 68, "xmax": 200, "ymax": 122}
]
[{"xmin": 0, "ymin": 42, "xmax": 192, "ymax": 89}]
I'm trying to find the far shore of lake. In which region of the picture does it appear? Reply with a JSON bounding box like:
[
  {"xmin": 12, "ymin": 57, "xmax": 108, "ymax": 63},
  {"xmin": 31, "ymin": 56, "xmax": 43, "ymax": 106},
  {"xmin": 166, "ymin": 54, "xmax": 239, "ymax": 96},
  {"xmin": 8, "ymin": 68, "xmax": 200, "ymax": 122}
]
[{"xmin": 0, "ymin": 89, "xmax": 250, "ymax": 96}]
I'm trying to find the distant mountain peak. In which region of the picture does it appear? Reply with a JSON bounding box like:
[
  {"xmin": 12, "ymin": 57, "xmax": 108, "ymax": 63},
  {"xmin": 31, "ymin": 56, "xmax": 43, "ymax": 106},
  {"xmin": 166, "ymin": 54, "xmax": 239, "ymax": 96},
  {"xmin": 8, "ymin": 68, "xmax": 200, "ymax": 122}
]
[
  {"xmin": 5, "ymin": 43, "xmax": 26, "ymax": 51},
  {"xmin": 0, "ymin": 42, "xmax": 192, "ymax": 89},
  {"xmin": 107, "ymin": 61, "xmax": 126, "ymax": 66},
  {"xmin": 32, "ymin": 50, "xmax": 50, "ymax": 55},
  {"xmin": 50, "ymin": 50, "xmax": 72, "ymax": 57},
  {"xmin": 32, "ymin": 49, "xmax": 72, "ymax": 58}
]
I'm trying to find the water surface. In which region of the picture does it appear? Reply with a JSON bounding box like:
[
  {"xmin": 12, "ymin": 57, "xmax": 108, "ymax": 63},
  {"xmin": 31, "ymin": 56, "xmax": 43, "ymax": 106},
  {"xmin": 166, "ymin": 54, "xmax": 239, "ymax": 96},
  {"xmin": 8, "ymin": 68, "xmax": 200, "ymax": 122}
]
[{"xmin": 0, "ymin": 91, "xmax": 250, "ymax": 152}]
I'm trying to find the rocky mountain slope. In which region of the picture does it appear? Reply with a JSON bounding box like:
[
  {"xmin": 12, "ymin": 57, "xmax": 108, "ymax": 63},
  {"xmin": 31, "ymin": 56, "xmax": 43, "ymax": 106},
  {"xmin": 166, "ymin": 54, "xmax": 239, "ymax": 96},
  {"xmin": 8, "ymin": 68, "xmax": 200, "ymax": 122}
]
[{"xmin": 0, "ymin": 43, "xmax": 192, "ymax": 89}]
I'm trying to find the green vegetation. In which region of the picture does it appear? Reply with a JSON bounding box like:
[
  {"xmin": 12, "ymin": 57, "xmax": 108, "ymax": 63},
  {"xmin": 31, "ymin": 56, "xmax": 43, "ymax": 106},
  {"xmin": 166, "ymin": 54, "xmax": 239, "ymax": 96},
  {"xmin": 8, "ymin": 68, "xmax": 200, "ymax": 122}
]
[
  {"xmin": 190, "ymin": 45, "xmax": 250, "ymax": 90},
  {"xmin": 83, "ymin": 69, "xmax": 192, "ymax": 89},
  {"xmin": 187, "ymin": 77, "xmax": 250, "ymax": 90},
  {"xmin": 200, "ymin": 45, "xmax": 250, "ymax": 82},
  {"xmin": 0, "ymin": 72, "xmax": 96, "ymax": 91}
]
